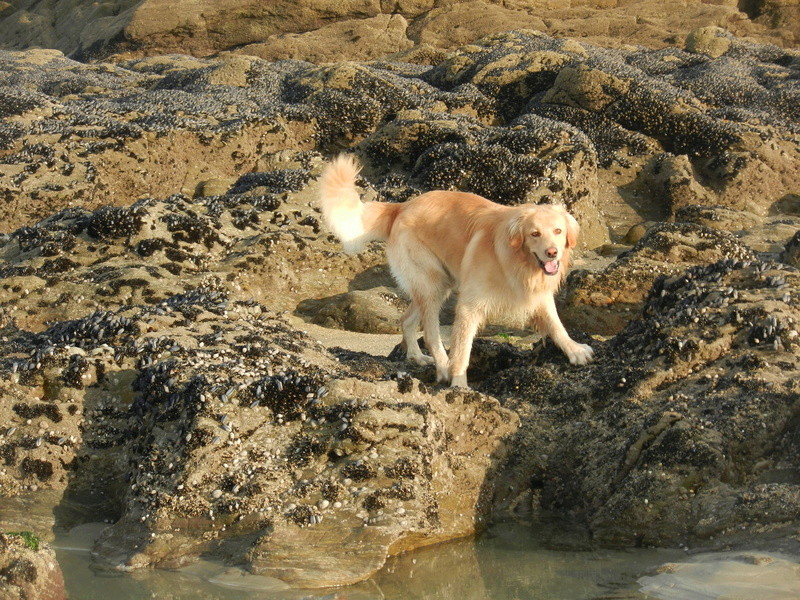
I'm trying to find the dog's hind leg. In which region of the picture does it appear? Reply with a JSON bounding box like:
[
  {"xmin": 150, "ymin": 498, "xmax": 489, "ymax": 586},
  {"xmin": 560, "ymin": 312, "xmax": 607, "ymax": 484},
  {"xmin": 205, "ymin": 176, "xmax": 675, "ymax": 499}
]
[
  {"xmin": 418, "ymin": 292, "xmax": 450, "ymax": 383},
  {"xmin": 400, "ymin": 301, "xmax": 429, "ymax": 364},
  {"xmin": 448, "ymin": 301, "xmax": 484, "ymax": 388},
  {"xmin": 400, "ymin": 291, "xmax": 449, "ymax": 381},
  {"xmin": 389, "ymin": 243, "xmax": 450, "ymax": 381}
]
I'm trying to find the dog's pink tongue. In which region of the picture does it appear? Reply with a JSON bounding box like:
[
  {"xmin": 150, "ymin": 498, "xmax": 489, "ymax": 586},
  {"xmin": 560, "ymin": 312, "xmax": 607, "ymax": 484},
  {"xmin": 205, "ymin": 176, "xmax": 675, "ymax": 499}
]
[{"xmin": 544, "ymin": 260, "xmax": 559, "ymax": 275}]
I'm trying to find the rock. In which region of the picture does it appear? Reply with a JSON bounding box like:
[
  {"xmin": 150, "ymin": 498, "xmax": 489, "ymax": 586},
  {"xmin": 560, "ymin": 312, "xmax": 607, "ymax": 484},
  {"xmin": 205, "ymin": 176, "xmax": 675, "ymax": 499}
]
[
  {"xmin": 0, "ymin": 532, "xmax": 66, "ymax": 600},
  {"xmin": 781, "ymin": 230, "xmax": 800, "ymax": 267},
  {"xmin": 673, "ymin": 205, "xmax": 762, "ymax": 232},
  {"xmin": 755, "ymin": 0, "xmax": 800, "ymax": 41},
  {"xmin": 484, "ymin": 259, "xmax": 800, "ymax": 547},
  {"xmin": 406, "ymin": 1, "xmax": 547, "ymax": 49},
  {"xmin": 542, "ymin": 64, "xmax": 631, "ymax": 113},
  {"xmin": 0, "ymin": 19, "xmax": 799, "ymax": 591},
  {"xmin": 234, "ymin": 14, "xmax": 414, "ymax": 63},
  {"xmin": 0, "ymin": 183, "xmax": 376, "ymax": 330},
  {"xmin": 0, "ymin": 0, "xmax": 794, "ymax": 63},
  {"xmin": 2, "ymin": 29, "xmax": 797, "ymax": 242},
  {"xmin": 562, "ymin": 222, "xmax": 757, "ymax": 334},
  {"xmin": 82, "ymin": 337, "xmax": 517, "ymax": 583},
  {"xmin": 639, "ymin": 552, "xmax": 800, "ymax": 599},
  {"xmin": 623, "ymin": 222, "xmax": 651, "ymax": 245},
  {"xmin": 359, "ymin": 107, "xmax": 608, "ymax": 249},
  {"xmin": 685, "ymin": 26, "xmax": 733, "ymax": 57},
  {"xmin": 0, "ymin": 280, "xmax": 516, "ymax": 586},
  {"xmin": 295, "ymin": 287, "xmax": 408, "ymax": 334},
  {"xmin": 640, "ymin": 153, "xmax": 714, "ymax": 214},
  {"xmin": 193, "ymin": 178, "xmax": 237, "ymax": 198},
  {"xmin": 103, "ymin": 0, "xmax": 386, "ymax": 60}
]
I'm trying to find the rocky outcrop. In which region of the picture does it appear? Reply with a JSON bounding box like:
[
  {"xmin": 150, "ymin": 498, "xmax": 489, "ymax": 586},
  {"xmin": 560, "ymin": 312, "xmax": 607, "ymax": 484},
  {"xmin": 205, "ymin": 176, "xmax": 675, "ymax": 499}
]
[
  {"xmin": 237, "ymin": 14, "xmax": 415, "ymax": 63},
  {"xmin": 4, "ymin": 29, "xmax": 797, "ymax": 247},
  {"xmin": 563, "ymin": 221, "xmax": 758, "ymax": 334},
  {"xmin": 0, "ymin": 532, "xmax": 65, "ymax": 600},
  {"xmin": 0, "ymin": 0, "xmax": 795, "ymax": 62},
  {"xmin": 0, "ymin": 288, "xmax": 516, "ymax": 585},
  {"xmin": 0, "ymin": 21, "xmax": 799, "ymax": 592},
  {"xmin": 485, "ymin": 258, "xmax": 800, "ymax": 548}
]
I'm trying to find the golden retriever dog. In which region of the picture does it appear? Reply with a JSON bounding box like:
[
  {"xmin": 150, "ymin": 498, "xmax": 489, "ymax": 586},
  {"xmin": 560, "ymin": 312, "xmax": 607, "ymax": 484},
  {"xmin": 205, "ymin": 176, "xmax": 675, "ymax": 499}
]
[{"xmin": 319, "ymin": 154, "xmax": 593, "ymax": 387}]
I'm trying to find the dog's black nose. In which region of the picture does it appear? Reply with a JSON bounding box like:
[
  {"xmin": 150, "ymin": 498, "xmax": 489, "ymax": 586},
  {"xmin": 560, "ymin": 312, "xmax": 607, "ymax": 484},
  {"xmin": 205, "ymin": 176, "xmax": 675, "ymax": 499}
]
[{"xmin": 545, "ymin": 247, "xmax": 558, "ymax": 258}]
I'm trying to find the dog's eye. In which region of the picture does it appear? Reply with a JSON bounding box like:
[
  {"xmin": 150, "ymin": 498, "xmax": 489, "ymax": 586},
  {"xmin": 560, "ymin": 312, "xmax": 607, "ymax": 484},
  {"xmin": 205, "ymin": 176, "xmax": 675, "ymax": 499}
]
[
  {"xmin": 530, "ymin": 231, "xmax": 541, "ymax": 237},
  {"xmin": 554, "ymin": 228, "xmax": 562, "ymax": 235}
]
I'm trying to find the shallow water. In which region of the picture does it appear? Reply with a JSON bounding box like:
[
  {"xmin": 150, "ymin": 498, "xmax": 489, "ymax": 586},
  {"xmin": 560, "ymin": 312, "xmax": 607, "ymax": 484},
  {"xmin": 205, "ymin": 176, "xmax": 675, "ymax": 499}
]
[
  {"xmin": 4, "ymin": 491, "xmax": 798, "ymax": 600},
  {"xmin": 50, "ymin": 520, "xmax": 776, "ymax": 600}
]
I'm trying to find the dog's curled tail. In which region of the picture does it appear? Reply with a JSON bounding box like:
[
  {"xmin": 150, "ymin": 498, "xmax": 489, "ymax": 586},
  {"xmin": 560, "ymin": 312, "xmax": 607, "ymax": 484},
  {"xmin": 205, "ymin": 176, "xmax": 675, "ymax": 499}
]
[{"xmin": 319, "ymin": 154, "xmax": 396, "ymax": 254}]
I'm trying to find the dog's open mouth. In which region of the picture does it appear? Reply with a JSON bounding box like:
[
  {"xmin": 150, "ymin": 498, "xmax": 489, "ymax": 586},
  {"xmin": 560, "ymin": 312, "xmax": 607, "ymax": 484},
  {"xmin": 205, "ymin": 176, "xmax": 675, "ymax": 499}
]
[{"xmin": 538, "ymin": 257, "xmax": 560, "ymax": 276}]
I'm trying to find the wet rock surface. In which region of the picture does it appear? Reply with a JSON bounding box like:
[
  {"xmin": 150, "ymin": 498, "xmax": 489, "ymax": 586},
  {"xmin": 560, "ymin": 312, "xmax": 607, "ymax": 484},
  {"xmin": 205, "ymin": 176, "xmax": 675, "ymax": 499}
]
[{"xmin": 0, "ymin": 14, "xmax": 798, "ymax": 592}]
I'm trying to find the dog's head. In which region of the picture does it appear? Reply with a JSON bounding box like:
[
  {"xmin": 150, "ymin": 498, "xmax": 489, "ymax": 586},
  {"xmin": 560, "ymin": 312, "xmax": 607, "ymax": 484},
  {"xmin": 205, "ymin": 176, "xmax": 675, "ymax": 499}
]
[{"xmin": 509, "ymin": 204, "xmax": 579, "ymax": 277}]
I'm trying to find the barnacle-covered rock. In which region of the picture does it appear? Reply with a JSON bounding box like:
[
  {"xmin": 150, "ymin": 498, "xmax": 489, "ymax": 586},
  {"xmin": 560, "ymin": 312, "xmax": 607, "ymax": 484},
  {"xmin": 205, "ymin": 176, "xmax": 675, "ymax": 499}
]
[
  {"xmin": 359, "ymin": 108, "xmax": 607, "ymax": 248},
  {"xmin": 781, "ymin": 230, "xmax": 800, "ymax": 267},
  {"xmin": 0, "ymin": 0, "xmax": 792, "ymax": 64},
  {"xmin": 482, "ymin": 259, "xmax": 800, "ymax": 548},
  {"xmin": 685, "ymin": 26, "xmax": 733, "ymax": 58},
  {"xmin": 0, "ymin": 17, "xmax": 799, "ymax": 591},
  {"xmin": 563, "ymin": 222, "xmax": 758, "ymax": 334},
  {"xmin": 0, "ymin": 286, "xmax": 517, "ymax": 587},
  {"xmin": 0, "ymin": 170, "xmax": 387, "ymax": 331},
  {"xmin": 2, "ymin": 28, "xmax": 798, "ymax": 243},
  {"xmin": 639, "ymin": 153, "xmax": 714, "ymax": 214},
  {"xmin": 0, "ymin": 532, "xmax": 65, "ymax": 600}
]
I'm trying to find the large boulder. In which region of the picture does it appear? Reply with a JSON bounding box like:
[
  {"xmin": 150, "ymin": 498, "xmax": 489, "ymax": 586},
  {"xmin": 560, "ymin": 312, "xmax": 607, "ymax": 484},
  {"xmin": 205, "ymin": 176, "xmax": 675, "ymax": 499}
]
[
  {"xmin": 0, "ymin": 292, "xmax": 517, "ymax": 587},
  {"xmin": 484, "ymin": 258, "xmax": 800, "ymax": 548}
]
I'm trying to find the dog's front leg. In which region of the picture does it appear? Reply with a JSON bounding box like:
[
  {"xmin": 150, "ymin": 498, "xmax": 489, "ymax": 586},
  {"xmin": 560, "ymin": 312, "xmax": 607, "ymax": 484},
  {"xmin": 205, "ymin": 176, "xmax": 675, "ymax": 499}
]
[
  {"xmin": 448, "ymin": 302, "xmax": 484, "ymax": 388},
  {"xmin": 536, "ymin": 294, "xmax": 594, "ymax": 365}
]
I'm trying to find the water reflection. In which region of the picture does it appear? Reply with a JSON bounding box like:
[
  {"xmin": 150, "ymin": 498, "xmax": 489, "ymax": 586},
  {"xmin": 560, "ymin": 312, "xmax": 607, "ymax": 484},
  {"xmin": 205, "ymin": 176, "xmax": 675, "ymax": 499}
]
[
  {"xmin": 50, "ymin": 520, "xmax": 691, "ymax": 600},
  {"xmin": 3, "ymin": 491, "xmax": 790, "ymax": 600}
]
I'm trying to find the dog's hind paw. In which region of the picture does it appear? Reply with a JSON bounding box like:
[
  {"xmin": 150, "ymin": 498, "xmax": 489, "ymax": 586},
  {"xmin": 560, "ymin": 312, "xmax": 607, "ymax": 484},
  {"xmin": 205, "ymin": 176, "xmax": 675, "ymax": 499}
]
[
  {"xmin": 408, "ymin": 353, "xmax": 435, "ymax": 367},
  {"xmin": 566, "ymin": 342, "xmax": 594, "ymax": 366}
]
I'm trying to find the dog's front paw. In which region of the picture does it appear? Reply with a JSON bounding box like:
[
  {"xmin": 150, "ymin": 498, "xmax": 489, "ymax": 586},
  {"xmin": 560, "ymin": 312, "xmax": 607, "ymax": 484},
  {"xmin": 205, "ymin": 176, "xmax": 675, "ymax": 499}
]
[
  {"xmin": 450, "ymin": 374, "xmax": 469, "ymax": 388},
  {"xmin": 566, "ymin": 342, "xmax": 594, "ymax": 366}
]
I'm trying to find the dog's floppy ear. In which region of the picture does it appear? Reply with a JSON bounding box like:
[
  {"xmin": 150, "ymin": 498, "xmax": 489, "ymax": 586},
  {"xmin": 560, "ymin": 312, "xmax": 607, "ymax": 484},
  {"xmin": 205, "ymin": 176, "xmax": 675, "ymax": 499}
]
[
  {"xmin": 508, "ymin": 214, "xmax": 526, "ymax": 250},
  {"xmin": 565, "ymin": 210, "xmax": 580, "ymax": 249}
]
